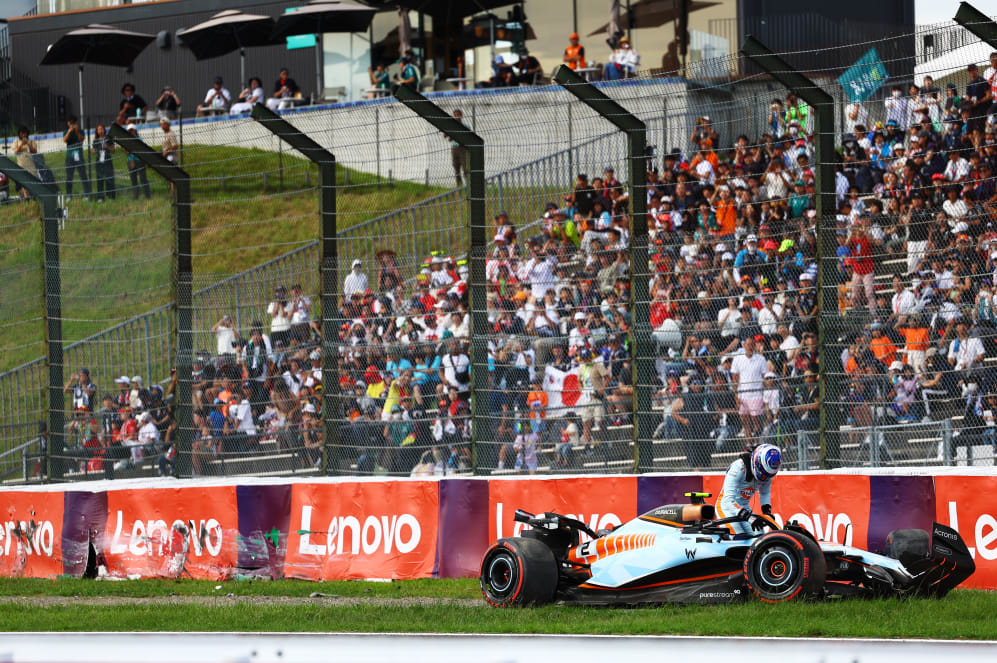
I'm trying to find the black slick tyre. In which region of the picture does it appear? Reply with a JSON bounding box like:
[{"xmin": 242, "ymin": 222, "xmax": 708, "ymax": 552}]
[
  {"xmin": 480, "ymin": 536, "xmax": 558, "ymax": 607},
  {"xmin": 884, "ymin": 529, "xmax": 930, "ymax": 562},
  {"xmin": 743, "ymin": 530, "xmax": 826, "ymax": 603}
]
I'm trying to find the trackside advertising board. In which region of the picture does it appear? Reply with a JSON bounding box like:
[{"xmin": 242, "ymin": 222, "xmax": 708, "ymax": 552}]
[{"xmin": 0, "ymin": 473, "xmax": 995, "ymax": 589}]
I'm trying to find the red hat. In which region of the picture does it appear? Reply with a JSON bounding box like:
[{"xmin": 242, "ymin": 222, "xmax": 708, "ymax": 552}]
[
  {"xmin": 763, "ymin": 240, "xmax": 779, "ymax": 251},
  {"xmin": 931, "ymin": 173, "xmax": 945, "ymax": 181},
  {"xmin": 754, "ymin": 334, "xmax": 766, "ymax": 342},
  {"xmin": 363, "ymin": 366, "xmax": 381, "ymax": 385}
]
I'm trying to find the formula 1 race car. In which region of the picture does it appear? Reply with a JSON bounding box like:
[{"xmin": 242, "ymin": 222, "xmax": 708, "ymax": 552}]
[{"xmin": 480, "ymin": 493, "xmax": 975, "ymax": 606}]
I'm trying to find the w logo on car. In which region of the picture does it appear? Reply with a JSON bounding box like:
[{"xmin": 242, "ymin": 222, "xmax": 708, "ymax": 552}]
[{"xmin": 685, "ymin": 548, "xmax": 696, "ymax": 559}]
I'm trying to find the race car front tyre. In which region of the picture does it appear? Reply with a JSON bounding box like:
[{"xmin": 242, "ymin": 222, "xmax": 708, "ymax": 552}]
[
  {"xmin": 743, "ymin": 531, "xmax": 826, "ymax": 603},
  {"xmin": 480, "ymin": 537, "xmax": 558, "ymax": 607},
  {"xmin": 884, "ymin": 529, "xmax": 930, "ymax": 562}
]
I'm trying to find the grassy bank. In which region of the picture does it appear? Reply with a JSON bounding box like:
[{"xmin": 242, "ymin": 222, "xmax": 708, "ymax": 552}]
[{"xmin": 0, "ymin": 144, "xmax": 443, "ymax": 374}]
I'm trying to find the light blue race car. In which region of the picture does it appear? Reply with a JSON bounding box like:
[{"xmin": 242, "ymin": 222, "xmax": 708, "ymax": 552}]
[{"xmin": 480, "ymin": 492, "xmax": 975, "ymax": 606}]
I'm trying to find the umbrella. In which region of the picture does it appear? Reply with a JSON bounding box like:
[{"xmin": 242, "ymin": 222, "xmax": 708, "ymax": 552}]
[
  {"xmin": 381, "ymin": 0, "xmax": 519, "ymax": 20},
  {"xmin": 177, "ymin": 10, "xmax": 279, "ymax": 88},
  {"xmin": 588, "ymin": 0, "xmax": 719, "ymax": 36},
  {"xmin": 272, "ymin": 1, "xmax": 376, "ymax": 100},
  {"xmin": 40, "ymin": 24, "xmax": 155, "ymax": 124},
  {"xmin": 399, "ymin": 7, "xmax": 413, "ymax": 59},
  {"xmin": 609, "ymin": 0, "xmax": 623, "ymax": 46}
]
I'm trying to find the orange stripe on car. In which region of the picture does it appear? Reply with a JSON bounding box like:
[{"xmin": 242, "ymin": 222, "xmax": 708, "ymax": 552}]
[{"xmin": 580, "ymin": 571, "xmax": 732, "ymax": 591}]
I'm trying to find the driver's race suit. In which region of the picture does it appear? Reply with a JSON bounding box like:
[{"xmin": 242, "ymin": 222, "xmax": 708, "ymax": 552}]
[{"xmin": 715, "ymin": 451, "xmax": 771, "ymax": 535}]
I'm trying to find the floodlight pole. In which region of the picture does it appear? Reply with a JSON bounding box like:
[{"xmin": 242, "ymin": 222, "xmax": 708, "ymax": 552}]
[
  {"xmin": 741, "ymin": 36, "xmax": 836, "ymax": 468},
  {"xmin": 393, "ymin": 85, "xmax": 487, "ymax": 473},
  {"xmin": 251, "ymin": 104, "xmax": 339, "ymax": 474},
  {"xmin": 108, "ymin": 124, "xmax": 194, "ymax": 478},
  {"xmin": 553, "ymin": 65, "xmax": 653, "ymax": 473},
  {"xmin": 0, "ymin": 157, "xmax": 64, "ymax": 480}
]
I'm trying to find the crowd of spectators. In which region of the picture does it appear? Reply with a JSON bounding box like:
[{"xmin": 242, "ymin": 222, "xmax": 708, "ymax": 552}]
[{"xmin": 831, "ymin": 54, "xmax": 997, "ymax": 457}]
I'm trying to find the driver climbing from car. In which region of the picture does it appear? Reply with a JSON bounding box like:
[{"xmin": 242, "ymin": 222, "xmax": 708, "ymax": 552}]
[{"xmin": 715, "ymin": 443, "xmax": 782, "ymax": 538}]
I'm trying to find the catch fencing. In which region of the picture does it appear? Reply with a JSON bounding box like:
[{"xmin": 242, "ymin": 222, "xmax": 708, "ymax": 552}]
[{"xmin": 2, "ymin": 9, "xmax": 997, "ymax": 483}]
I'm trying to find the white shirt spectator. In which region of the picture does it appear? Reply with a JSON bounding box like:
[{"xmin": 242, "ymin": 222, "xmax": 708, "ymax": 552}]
[
  {"xmin": 203, "ymin": 85, "xmax": 231, "ymax": 111},
  {"xmin": 731, "ymin": 352, "xmax": 768, "ymax": 396},
  {"xmin": 694, "ymin": 158, "xmax": 715, "ymax": 184},
  {"xmin": 230, "ymin": 84, "xmax": 264, "ymax": 114},
  {"xmin": 948, "ymin": 335, "xmax": 985, "ymax": 370},
  {"xmin": 520, "ymin": 255, "xmax": 557, "ymax": 299},
  {"xmin": 343, "ymin": 262, "xmax": 368, "ymax": 297},
  {"xmin": 232, "ymin": 397, "xmax": 257, "ymax": 435},
  {"xmin": 441, "ymin": 351, "xmax": 470, "ymax": 390},
  {"xmin": 215, "ymin": 322, "xmax": 236, "ymax": 356},
  {"xmin": 757, "ymin": 305, "xmax": 779, "ymax": 335},
  {"xmin": 844, "ymin": 102, "xmax": 868, "ymax": 134},
  {"xmin": 884, "ymin": 93, "xmax": 907, "ymax": 128},
  {"xmin": 138, "ymin": 420, "xmax": 159, "ymax": 447},
  {"xmin": 892, "ymin": 289, "xmax": 916, "ymax": 316},
  {"xmin": 267, "ymin": 300, "xmax": 291, "ymax": 334},
  {"xmin": 944, "ymin": 157, "xmax": 970, "ymax": 182},
  {"xmin": 763, "ymin": 386, "xmax": 781, "ymax": 417},
  {"xmin": 943, "ymin": 197, "xmax": 968, "ymax": 221}
]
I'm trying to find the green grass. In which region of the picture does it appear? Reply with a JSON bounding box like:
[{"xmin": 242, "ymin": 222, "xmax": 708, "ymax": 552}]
[
  {"xmin": 0, "ymin": 144, "xmax": 444, "ymax": 374},
  {"xmin": 0, "ymin": 577, "xmax": 994, "ymax": 637}
]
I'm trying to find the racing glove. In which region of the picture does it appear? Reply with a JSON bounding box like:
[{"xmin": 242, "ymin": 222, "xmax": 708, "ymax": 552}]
[
  {"xmin": 737, "ymin": 508, "xmax": 752, "ymax": 521},
  {"xmin": 761, "ymin": 504, "xmax": 773, "ymax": 517},
  {"xmin": 751, "ymin": 517, "xmax": 767, "ymax": 532}
]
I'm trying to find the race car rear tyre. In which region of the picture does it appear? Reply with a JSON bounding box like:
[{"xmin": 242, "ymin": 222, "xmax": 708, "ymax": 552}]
[
  {"xmin": 480, "ymin": 537, "xmax": 558, "ymax": 607},
  {"xmin": 884, "ymin": 529, "xmax": 930, "ymax": 561},
  {"xmin": 743, "ymin": 531, "xmax": 826, "ymax": 603}
]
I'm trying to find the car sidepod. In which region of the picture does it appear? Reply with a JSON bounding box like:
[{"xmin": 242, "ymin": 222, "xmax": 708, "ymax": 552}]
[{"xmin": 561, "ymin": 520, "xmax": 749, "ymax": 604}]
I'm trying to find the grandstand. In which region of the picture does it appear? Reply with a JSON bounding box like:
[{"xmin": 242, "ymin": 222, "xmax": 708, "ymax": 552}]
[{"xmin": 3, "ymin": 12, "xmax": 997, "ymax": 484}]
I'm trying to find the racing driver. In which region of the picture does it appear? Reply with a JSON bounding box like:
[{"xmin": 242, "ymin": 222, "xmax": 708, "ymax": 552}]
[{"xmin": 715, "ymin": 443, "xmax": 781, "ymax": 537}]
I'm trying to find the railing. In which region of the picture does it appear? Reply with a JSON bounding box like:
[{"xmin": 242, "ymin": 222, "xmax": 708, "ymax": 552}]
[{"xmin": 0, "ymin": 427, "xmax": 43, "ymax": 483}]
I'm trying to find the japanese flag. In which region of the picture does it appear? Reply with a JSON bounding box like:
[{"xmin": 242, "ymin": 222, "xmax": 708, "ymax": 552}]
[{"xmin": 544, "ymin": 365, "xmax": 586, "ymax": 413}]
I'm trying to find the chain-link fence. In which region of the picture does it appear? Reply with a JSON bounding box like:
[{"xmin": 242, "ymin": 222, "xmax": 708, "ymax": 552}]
[{"xmin": 4, "ymin": 10, "xmax": 997, "ymax": 484}]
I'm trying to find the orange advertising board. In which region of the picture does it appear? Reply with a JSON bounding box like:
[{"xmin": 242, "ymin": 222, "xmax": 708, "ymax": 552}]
[
  {"xmin": 285, "ymin": 481, "xmax": 439, "ymax": 580},
  {"xmin": 488, "ymin": 476, "xmax": 639, "ymax": 542},
  {"xmin": 0, "ymin": 491, "xmax": 64, "ymax": 578},
  {"xmin": 934, "ymin": 475, "xmax": 997, "ymax": 590},
  {"xmin": 704, "ymin": 473, "xmax": 871, "ymax": 548},
  {"xmin": 102, "ymin": 486, "xmax": 239, "ymax": 580}
]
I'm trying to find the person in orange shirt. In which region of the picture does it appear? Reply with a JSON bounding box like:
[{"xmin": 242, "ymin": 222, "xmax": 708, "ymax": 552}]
[
  {"xmin": 563, "ymin": 33, "xmax": 587, "ymax": 70},
  {"xmin": 712, "ymin": 185, "xmax": 738, "ymax": 237},
  {"xmin": 869, "ymin": 323, "xmax": 897, "ymax": 367},
  {"xmin": 895, "ymin": 314, "xmax": 930, "ymax": 374}
]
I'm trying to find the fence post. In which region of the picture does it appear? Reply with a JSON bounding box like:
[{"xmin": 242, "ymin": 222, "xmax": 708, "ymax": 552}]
[
  {"xmin": 108, "ymin": 124, "xmax": 194, "ymax": 478},
  {"xmin": 0, "ymin": 157, "xmax": 64, "ymax": 480},
  {"xmin": 553, "ymin": 65, "xmax": 653, "ymax": 473},
  {"xmin": 394, "ymin": 85, "xmax": 486, "ymax": 473},
  {"xmin": 740, "ymin": 37, "xmax": 837, "ymax": 468},
  {"xmin": 251, "ymin": 104, "xmax": 338, "ymax": 475},
  {"xmin": 954, "ymin": 2, "xmax": 997, "ymax": 46}
]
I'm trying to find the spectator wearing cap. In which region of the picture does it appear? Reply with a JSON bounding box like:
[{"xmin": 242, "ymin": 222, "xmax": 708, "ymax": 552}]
[
  {"xmin": 65, "ymin": 367, "xmax": 97, "ymax": 412},
  {"xmin": 733, "ymin": 234, "xmax": 766, "ymax": 285},
  {"xmin": 563, "ymin": 32, "xmax": 587, "ymax": 70},
  {"xmin": 196, "ymin": 76, "xmax": 231, "ymax": 117},
  {"xmin": 128, "ymin": 376, "xmax": 145, "ymax": 411}
]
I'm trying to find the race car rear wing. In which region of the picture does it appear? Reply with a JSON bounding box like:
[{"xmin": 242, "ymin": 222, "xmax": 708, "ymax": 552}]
[{"xmin": 905, "ymin": 522, "xmax": 976, "ymax": 598}]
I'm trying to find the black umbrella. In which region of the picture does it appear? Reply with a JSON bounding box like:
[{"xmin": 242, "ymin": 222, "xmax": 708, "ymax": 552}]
[
  {"xmin": 177, "ymin": 10, "xmax": 279, "ymax": 88},
  {"xmin": 380, "ymin": 0, "xmax": 519, "ymax": 20},
  {"xmin": 272, "ymin": 1, "xmax": 377, "ymax": 103},
  {"xmin": 40, "ymin": 23, "xmax": 155, "ymax": 123}
]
